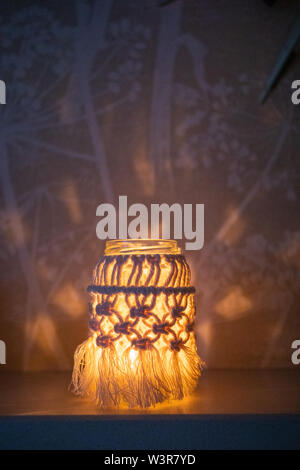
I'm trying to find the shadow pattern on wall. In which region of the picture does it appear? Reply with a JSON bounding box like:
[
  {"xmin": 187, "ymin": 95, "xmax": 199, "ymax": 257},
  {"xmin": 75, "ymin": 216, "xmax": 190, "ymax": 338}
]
[{"xmin": 0, "ymin": 0, "xmax": 299, "ymax": 370}]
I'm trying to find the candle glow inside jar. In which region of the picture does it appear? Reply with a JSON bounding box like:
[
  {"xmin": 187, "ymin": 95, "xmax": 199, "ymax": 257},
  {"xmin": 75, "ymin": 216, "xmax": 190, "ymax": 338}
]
[{"xmin": 72, "ymin": 239, "xmax": 204, "ymax": 408}]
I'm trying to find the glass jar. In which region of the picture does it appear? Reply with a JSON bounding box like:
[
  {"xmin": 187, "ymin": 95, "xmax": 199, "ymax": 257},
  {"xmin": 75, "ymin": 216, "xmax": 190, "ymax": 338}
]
[{"xmin": 72, "ymin": 240, "xmax": 203, "ymax": 408}]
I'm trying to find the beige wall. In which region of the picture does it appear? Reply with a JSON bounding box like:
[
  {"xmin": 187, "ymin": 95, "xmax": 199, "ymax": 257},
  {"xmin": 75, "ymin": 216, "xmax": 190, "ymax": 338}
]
[{"xmin": 0, "ymin": 0, "xmax": 299, "ymax": 370}]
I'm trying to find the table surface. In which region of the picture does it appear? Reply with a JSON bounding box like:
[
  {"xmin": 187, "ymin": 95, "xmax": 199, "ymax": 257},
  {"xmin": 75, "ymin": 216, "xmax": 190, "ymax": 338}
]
[{"xmin": 0, "ymin": 369, "xmax": 299, "ymax": 416}]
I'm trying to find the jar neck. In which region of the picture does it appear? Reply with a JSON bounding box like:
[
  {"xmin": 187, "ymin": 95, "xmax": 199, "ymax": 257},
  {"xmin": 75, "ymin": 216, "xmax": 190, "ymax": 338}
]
[{"xmin": 104, "ymin": 239, "xmax": 182, "ymax": 255}]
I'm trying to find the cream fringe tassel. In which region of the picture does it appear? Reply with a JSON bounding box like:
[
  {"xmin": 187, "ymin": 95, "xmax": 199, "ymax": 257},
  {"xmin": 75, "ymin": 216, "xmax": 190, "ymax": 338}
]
[{"xmin": 71, "ymin": 336, "xmax": 204, "ymax": 408}]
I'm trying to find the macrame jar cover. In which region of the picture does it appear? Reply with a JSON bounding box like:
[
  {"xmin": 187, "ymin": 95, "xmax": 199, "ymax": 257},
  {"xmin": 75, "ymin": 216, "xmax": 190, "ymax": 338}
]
[{"xmin": 72, "ymin": 240, "xmax": 204, "ymax": 408}]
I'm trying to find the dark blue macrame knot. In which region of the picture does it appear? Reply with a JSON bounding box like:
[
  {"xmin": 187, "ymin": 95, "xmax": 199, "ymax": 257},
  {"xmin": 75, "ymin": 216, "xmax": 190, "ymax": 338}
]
[
  {"xmin": 114, "ymin": 321, "xmax": 131, "ymax": 335},
  {"xmin": 152, "ymin": 322, "xmax": 170, "ymax": 335},
  {"xmin": 147, "ymin": 254, "xmax": 160, "ymax": 263},
  {"xmin": 170, "ymin": 339, "xmax": 184, "ymax": 352},
  {"xmin": 135, "ymin": 286, "xmax": 156, "ymax": 296},
  {"xmin": 165, "ymin": 255, "xmax": 175, "ymax": 263},
  {"xmin": 88, "ymin": 317, "xmax": 101, "ymax": 332},
  {"xmin": 186, "ymin": 322, "xmax": 194, "ymax": 332},
  {"xmin": 95, "ymin": 301, "xmax": 112, "ymax": 316},
  {"xmin": 132, "ymin": 337, "xmax": 152, "ymax": 350},
  {"xmin": 171, "ymin": 306, "xmax": 185, "ymax": 319},
  {"xmin": 96, "ymin": 335, "xmax": 111, "ymax": 348},
  {"xmin": 130, "ymin": 306, "xmax": 150, "ymax": 319},
  {"xmin": 131, "ymin": 254, "xmax": 145, "ymax": 264}
]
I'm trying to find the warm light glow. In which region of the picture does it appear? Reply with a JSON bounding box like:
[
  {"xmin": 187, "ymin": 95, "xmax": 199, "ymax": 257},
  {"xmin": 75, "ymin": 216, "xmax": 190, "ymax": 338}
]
[
  {"xmin": 129, "ymin": 349, "xmax": 138, "ymax": 367},
  {"xmin": 72, "ymin": 239, "xmax": 203, "ymax": 408},
  {"xmin": 52, "ymin": 282, "xmax": 85, "ymax": 317},
  {"xmin": 60, "ymin": 180, "xmax": 83, "ymax": 224},
  {"xmin": 105, "ymin": 239, "xmax": 181, "ymax": 255},
  {"xmin": 216, "ymin": 286, "xmax": 251, "ymax": 320}
]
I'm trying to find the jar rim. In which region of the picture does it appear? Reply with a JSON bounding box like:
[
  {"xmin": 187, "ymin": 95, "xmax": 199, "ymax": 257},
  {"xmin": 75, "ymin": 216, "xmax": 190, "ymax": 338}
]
[{"xmin": 104, "ymin": 239, "xmax": 182, "ymax": 255}]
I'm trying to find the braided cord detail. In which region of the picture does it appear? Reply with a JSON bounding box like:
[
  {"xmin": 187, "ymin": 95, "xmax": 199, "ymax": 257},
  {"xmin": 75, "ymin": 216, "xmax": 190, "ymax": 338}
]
[{"xmin": 87, "ymin": 285, "xmax": 195, "ymax": 295}]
